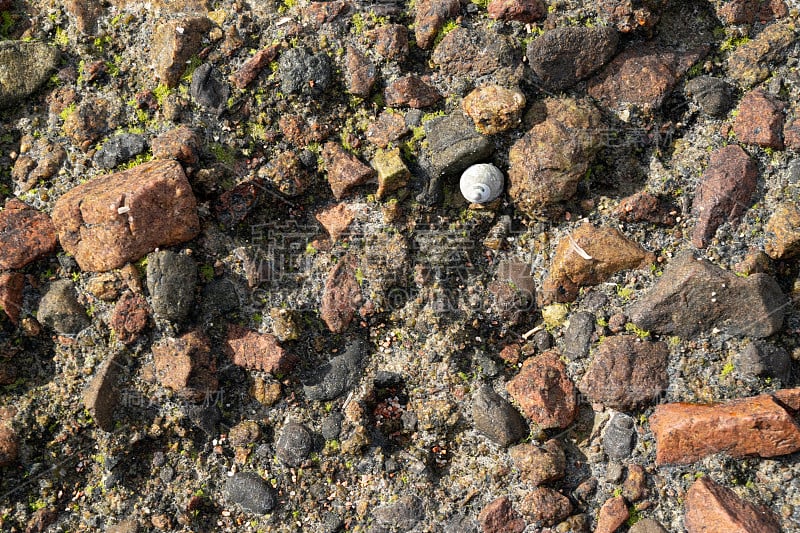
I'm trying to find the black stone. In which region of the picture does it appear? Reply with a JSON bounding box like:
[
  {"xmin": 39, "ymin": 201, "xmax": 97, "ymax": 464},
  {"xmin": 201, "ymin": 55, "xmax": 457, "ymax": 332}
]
[
  {"xmin": 146, "ymin": 250, "xmax": 197, "ymax": 323},
  {"xmin": 191, "ymin": 63, "xmax": 229, "ymax": 114},
  {"xmin": 304, "ymin": 339, "xmax": 366, "ymax": 401},
  {"xmin": 472, "ymin": 384, "xmax": 528, "ymax": 446},
  {"xmin": 275, "ymin": 421, "xmax": 313, "ymax": 467},
  {"xmin": 603, "ymin": 413, "xmax": 635, "ymax": 460},
  {"xmin": 94, "ymin": 133, "xmax": 148, "ymax": 170},
  {"xmin": 279, "ymin": 48, "xmax": 332, "ymax": 96},
  {"xmin": 373, "ymin": 495, "xmax": 423, "ymax": 531},
  {"xmin": 224, "ymin": 471, "xmax": 276, "ymax": 514},
  {"xmin": 685, "ymin": 76, "xmax": 734, "ymax": 117},
  {"xmin": 562, "ymin": 311, "xmax": 594, "ymax": 361}
]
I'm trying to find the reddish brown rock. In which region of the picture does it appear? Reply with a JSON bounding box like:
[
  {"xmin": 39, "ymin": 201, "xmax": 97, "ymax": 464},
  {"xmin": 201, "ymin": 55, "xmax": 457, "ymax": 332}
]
[
  {"xmin": 213, "ymin": 180, "xmax": 261, "ymax": 227},
  {"xmin": 231, "ymin": 44, "xmax": 280, "ymax": 89},
  {"xmin": 509, "ymin": 439, "xmax": 565, "ymax": 486},
  {"xmin": 463, "ymin": 85, "xmax": 526, "ymax": 135},
  {"xmin": 432, "ymin": 26, "xmax": 517, "ymax": 78},
  {"xmin": 541, "ymin": 222, "xmax": 655, "ymax": 304},
  {"xmin": 578, "ymin": 335, "xmax": 669, "ymax": 410},
  {"xmin": 650, "ymin": 390, "xmax": 800, "ymax": 465},
  {"xmin": 257, "ymin": 151, "xmax": 311, "ymax": 197},
  {"xmin": 596, "ymin": 496, "xmax": 629, "ymax": 533},
  {"xmin": 110, "ymin": 292, "xmax": 150, "ymax": 345},
  {"xmin": 414, "ymin": 0, "xmax": 461, "ymax": 50},
  {"xmin": 616, "ymin": 191, "xmax": 677, "ymax": 226},
  {"xmin": 316, "ymin": 203, "xmax": 354, "ymax": 242},
  {"xmin": 52, "ymin": 159, "xmax": 200, "ymax": 272},
  {"xmin": 65, "ymin": 0, "xmax": 104, "ymax": 34},
  {"xmin": 151, "ymin": 17, "xmax": 213, "ymax": 87},
  {"xmin": 344, "ymin": 45, "xmax": 376, "ymax": 98},
  {"xmin": 519, "ymin": 487, "xmax": 573, "ymax": 527},
  {"xmin": 691, "ymin": 145, "xmax": 758, "ymax": 248},
  {"xmin": 623, "ymin": 464, "xmax": 648, "ymax": 502},
  {"xmin": 733, "ymin": 89, "xmax": 785, "ymax": 149},
  {"xmin": 62, "ymin": 96, "xmax": 116, "ymax": 147},
  {"xmin": 477, "ymin": 496, "xmax": 526, "ymax": 533},
  {"xmin": 713, "ymin": 0, "xmax": 788, "ymax": 25},
  {"xmin": 0, "ymin": 424, "xmax": 18, "ymax": 467},
  {"xmin": 320, "ymin": 258, "xmax": 362, "ymax": 333},
  {"xmin": 488, "ymin": 0, "xmax": 546, "ymax": 22},
  {"xmin": 279, "ymin": 114, "xmax": 331, "ymax": 147},
  {"xmin": 152, "ymin": 331, "xmax": 218, "ymax": 403},
  {"xmin": 0, "ymin": 272, "xmax": 24, "ymax": 325},
  {"xmin": 11, "ymin": 137, "xmax": 67, "ymax": 193},
  {"xmin": 764, "ymin": 201, "xmax": 800, "ymax": 259},
  {"xmin": 366, "ymin": 110, "xmax": 409, "ymax": 148},
  {"xmin": 224, "ymin": 324, "xmax": 298, "ymax": 374},
  {"xmin": 368, "ymin": 24, "xmax": 409, "ymax": 61},
  {"xmin": 152, "ymin": 126, "xmax": 201, "ymax": 165},
  {"xmin": 304, "ymin": 0, "xmax": 349, "ymax": 28},
  {"xmin": 321, "ymin": 142, "xmax": 376, "ymax": 200},
  {"xmin": 598, "ymin": 0, "xmax": 665, "ymax": 33},
  {"xmin": 0, "ymin": 199, "xmax": 57, "ymax": 270},
  {"xmin": 783, "ymin": 105, "xmax": 800, "ymax": 150},
  {"xmin": 506, "ymin": 350, "xmax": 577, "ymax": 430},
  {"xmin": 685, "ymin": 477, "xmax": 781, "ymax": 533},
  {"xmin": 384, "ymin": 76, "xmax": 441, "ymax": 109}
]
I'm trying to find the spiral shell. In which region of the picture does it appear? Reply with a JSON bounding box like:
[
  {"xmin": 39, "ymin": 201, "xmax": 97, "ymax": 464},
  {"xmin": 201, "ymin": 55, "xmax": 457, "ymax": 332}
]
[{"xmin": 460, "ymin": 163, "xmax": 504, "ymax": 204}]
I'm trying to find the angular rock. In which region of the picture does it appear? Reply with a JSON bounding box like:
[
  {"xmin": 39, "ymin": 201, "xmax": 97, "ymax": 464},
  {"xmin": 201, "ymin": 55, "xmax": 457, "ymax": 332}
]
[
  {"xmin": 764, "ymin": 201, "xmax": 800, "ymax": 259},
  {"xmin": 561, "ymin": 311, "xmax": 594, "ymax": 361},
  {"xmin": 95, "ymin": 133, "xmax": 148, "ymax": 170},
  {"xmin": 224, "ymin": 472, "xmax": 276, "ymax": 514},
  {"xmin": 734, "ymin": 340, "xmax": 791, "ymax": 382},
  {"xmin": 11, "ymin": 138, "xmax": 67, "ymax": 193},
  {"xmin": 366, "ymin": 110, "xmax": 409, "ymax": 148},
  {"xmin": 526, "ymin": 26, "xmax": 619, "ymax": 91},
  {"xmin": 190, "ymin": 63, "xmax": 229, "ymax": 114},
  {"xmin": 509, "ymin": 439, "xmax": 565, "ymax": 486},
  {"xmin": 152, "ymin": 331, "xmax": 218, "ymax": 403},
  {"xmin": 279, "ymin": 47, "xmax": 332, "ymax": 96},
  {"xmin": 477, "ymin": 496, "xmax": 526, "ymax": 533},
  {"xmin": 373, "ymin": 495, "xmax": 424, "ymax": 530},
  {"xmin": 0, "ymin": 424, "xmax": 17, "ymax": 467},
  {"xmin": 414, "ymin": 0, "xmax": 461, "ymax": 50},
  {"xmin": 303, "ymin": 339, "xmax": 366, "ymax": 401},
  {"xmin": 506, "ymin": 350, "xmax": 577, "ymax": 430},
  {"xmin": 38, "ymin": 280, "xmax": 90, "ymax": 335},
  {"xmin": 728, "ymin": 22, "xmax": 796, "ymax": 88},
  {"xmin": 432, "ymin": 26, "xmax": 519, "ymax": 79},
  {"xmin": 784, "ymin": 108, "xmax": 800, "ymax": 150},
  {"xmin": 110, "ymin": 292, "xmax": 150, "ymax": 345},
  {"xmin": 603, "ymin": 412, "xmax": 636, "ymax": 460},
  {"xmin": 344, "ymin": 45, "xmax": 376, "ymax": 97},
  {"xmin": 224, "ymin": 324, "xmax": 297, "ymax": 375},
  {"xmin": 598, "ymin": 0, "xmax": 665, "ymax": 33},
  {"xmin": 472, "ymin": 385, "xmax": 528, "ymax": 447},
  {"xmin": 213, "ymin": 180, "xmax": 261, "ymax": 227},
  {"xmin": 257, "ymin": 150, "xmax": 311, "ymax": 197},
  {"xmin": 595, "ymin": 496, "xmax": 629, "ymax": 533},
  {"xmin": 321, "ymin": 142, "xmax": 376, "ymax": 200},
  {"xmin": 685, "ymin": 477, "xmax": 780, "ymax": 533},
  {"xmin": 488, "ymin": 0, "xmax": 546, "ymax": 23},
  {"xmin": 541, "ymin": 222, "xmax": 655, "ymax": 304},
  {"xmin": 685, "ymin": 76, "xmax": 735, "ymax": 117},
  {"xmin": 315, "ymin": 203, "xmax": 354, "ymax": 242},
  {"xmin": 0, "ymin": 272, "xmax": 24, "ymax": 325},
  {"xmin": 65, "ymin": 0, "xmax": 104, "ymax": 34},
  {"xmin": 627, "ymin": 253, "xmax": 787, "ymax": 338},
  {"xmin": 462, "ymin": 85, "xmax": 526, "ymax": 135},
  {"xmin": 62, "ymin": 97, "xmax": 116, "ymax": 147},
  {"xmin": 152, "ymin": 126, "xmax": 201, "ymax": 165},
  {"xmin": 368, "ymin": 24, "xmax": 409, "ymax": 61},
  {"xmin": 0, "ymin": 41, "xmax": 60, "ymax": 107},
  {"xmin": 507, "ymin": 98, "xmax": 604, "ymax": 218},
  {"xmin": 712, "ymin": 0, "xmax": 788, "ymax": 24},
  {"xmin": 146, "ymin": 250, "xmax": 196, "ymax": 323},
  {"xmin": 488, "ymin": 259, "xmax": 536, "ymax": 324},
  {"xmin": 733, "ymin": 89, "xmax": 785, "ymax": 149},
  {"xmin": 384, "ymin": 76, "xmax": 441, "ymax": 109},
  {"xmin": 52, "ymin": 160, "xmax": 200, "ymax": 272},
  {"xmin": 519, "ymin": 487, "xmax": 573, "ymax": 527},
  {"xmin": 320, "ymin": 258, "xmax": 362, "ymax": 333},
  {"xmin": 82, "ymin": 352, "xmax": 123, "ymax": 431},
  {"xmin": 650, "ymin": 390, "xmax": 800, "ymax": 464},
  {"xmin": 231, "ymin": 44, "xmax": 280, "ymax": 89},
  {"xmin": 275, "ymin": 421, "xmax": 312, "ymax": 467},
  {"xmin": 616, "ymin": 191, "xmax": 677, "ymax": 226},
  {"xmin": 151, "ymin": 17, "xmax": 212, "ymax": 87},
  {"xmin": 623, "ymin": 464, "xmax": 648, "ymax": 502},
  {"xmin": 629, "ymin": 519, "xmax": 668, "ymax": 533},
  {"xmin": 579, "ymin": 335, "xmax": 669, "ymax": 410},
  {"xmin": 0, "ymin": 199, "xmax": 57, "ymax": 270}
]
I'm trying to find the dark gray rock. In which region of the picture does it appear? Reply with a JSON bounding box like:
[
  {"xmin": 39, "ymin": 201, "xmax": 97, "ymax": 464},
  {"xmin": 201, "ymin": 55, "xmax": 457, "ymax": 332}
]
[
  {"xmin": 445, "ymin": 513, "xmax": 479, "ymax": 533},
  {"xmin": 628, "ymin": 253, "xmax": 788, "ymax": 339},
  {"xmin": 472, "ymin": 385, "xmax": 528, "ymax": 446},
  {"xmin": 279, "ymin": 48, "xmax": 332, "ymax": 96},
  {"xmin": 533, "ymin": 329, "xmax": 553, "ymax": 352},
  {"xmin": 735, "ymin": 340, "xmax": 792, "ymax": 382},
  {"xmin": 304, "ymin": 339, "xmax": 366, "ymax": 401},
  {"xmin": 38, "ymin": 280, "xmax": 90, "ymax": 334},
  {"xmin": 191, "ymin": 63, "xmax": 229, "ymax": 114},
  {"xmin": 200, "ymin": 278, "xmax": 242, "ymax": 317},
  {"xmin": 603, "ymin": 412, "xmax": 636, "ymax": 460},
  {"xmin": 321, "ymin": 413, "xmax": 343, "ymax": 440},
  {"xmin": 373, "ymin": 495, "xmax": 424, "ymax": 531},
  {"xmin": 685, "ymin": 76, "xmax": 734, "ymax": 117},
  {"xmin": 82, "ymin": 352, "xmax": 124, "ymax": 432},
  {"xmin": 526, "ymin": 26, "xmax": 619, "ymax": 90},
  {"xmin": 275, "ymin": 421, "xmax": 313, "ymax": 467},
  {"xmin": 94, "ymin": 134, "xmax": 148, "ymax": 170},
  {"xmin": 0, "ymin": 41, "xmax": 60, "ymax": 107},
  {"xmin": 562, "ymin": 311, "xmax": 594, "ymax": 361},
  {"xmin": 224, "ymin": 471, "xmax": 276, "ymax": 514},
  {"xmin": 146, "ymin": 250, "xmax": 197, "ymax": 323}
]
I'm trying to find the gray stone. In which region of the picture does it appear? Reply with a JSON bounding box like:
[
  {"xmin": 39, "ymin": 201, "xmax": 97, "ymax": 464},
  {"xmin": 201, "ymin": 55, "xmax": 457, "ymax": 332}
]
[
  {"xmin": 279, "ymin": 48, "xmax": 332, "ymax": 96},
  {"xmin": 200, "ymin": 278, "xmax": 242, "ymax": 317},
  {"xmin": 275, "ymin": 421, "xmax": 313, "ymax": 467},
  {"xmin": 191, "ymin": 63, "xmax": 229, "ymax": 114},
  {"xmin": 628, "ymin": 253, "xmax": 788, "ymax": 339},
  {"xmin": 0, "ymin": 41, "xmax": 60, "ymax": 107},
  {"xmin": 561, "ymin": 311, "xmax": 594, "ymax": 361},
  {"xmin": 304, "ymin": 339, "xmax": 366, "ymax": 401},
  {"xmin": 224, "ymin": 472, "xmax": 276, "ymax": 514},
  {"xmin": 685, "ymin": 76, "xmax": 734, "ymax": 117},
  {"xmin": 321, "ymin": 413, "xmax": 343, "ymax": 440},
  {"xmin": 82, "ymin": 352, "xmax": 124, "ymax": 432},
  {"xmin": 94, "ymin": 134, "xmax": 148, "ymax": 170},
  {"xmin": 373, "ymin": 495, "xmax": 424, "ymax": 531},
  {"xmin": 38, "ymin": 280, "xmax": 90, "ymax": 334},
  {"xmin": 735, "ymin": 340, "xmax": 792, "ymax": 382},
  {"xmin": 603, "ymin": 413, "xmax": 636, "ymax": 460},
  {"xmin": 472, "ymin": 385, "xmax": 528, "ymax": 446},
  {"xmin": 444, "ymin": 514, "xmax": 479, "ymax": 533},
  {"xmin": 629, "ymin": 518, "xmax": 668, "ymax": 533},
  {"xmin": 146, "ymin": 250, "xmax": 197, "ymax": 323}
]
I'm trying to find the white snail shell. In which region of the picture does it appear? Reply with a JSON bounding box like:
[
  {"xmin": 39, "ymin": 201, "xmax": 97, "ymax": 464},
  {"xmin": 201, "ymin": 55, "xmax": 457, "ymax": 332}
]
[{"xmin": 460, "ymin": 163, "xmax": 504, "ymax": 204}]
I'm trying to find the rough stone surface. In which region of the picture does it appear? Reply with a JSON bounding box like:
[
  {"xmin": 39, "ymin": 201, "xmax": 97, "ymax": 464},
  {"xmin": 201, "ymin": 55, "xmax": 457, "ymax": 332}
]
[
  {"xmin": 734, "ymin": 340, "xmax": 792, "ymax": 382},
  {"xmin": 509, "ymin": 439, "xmax": 565, "ymax": 486},
  {"xmin": 0, "ymin": 272, "xmax": 24, "ymax": 325},
  {"xmin": 462, "ymin": 85, "xmax": 526, "ymax": 135},
  {"xmin": 384, "ymin": 76, "xmax": 441, "ymax": 109},
  {"xmin": 0, "ymin": 199, "xmax": 58, "ymax": 270},
  {"xmin": 315, "ymin": 203, "xmax": 354, "ymax": 243},
  {"xmin": 629, "ymin": 519, "xmax": 668, "ymax": 533},
  {"xmin": 627, "ymin": 253, "xmax": 787, "ymax": 339},
  {"xmin": 650, "ymin": 390, "xmax": 800, "ymax": 465},
  {"xmin": 372, "ymin": 147, "xmax": 411, "ymax": 199},
  {"xmin": 279, "ymin": 48, "xmax": 332, "ymax": 96},
  {"xmin": 224, "ymin": 472, "xmax": 276, "ymax": 514},
  {"xmin": 519, "ymin": 487, "xmax": 573, "ymax": 527},
  {"xmin": 0, "ymin": 424, "xmax": 18, "ymax": 468},
  {"xmin": 373, "ymin": 495, "xmax": 424, "ymax": 531},
  {"xmin": 303, "ymin": 339, "xmax": 365, "ymax": 401},
  {"xmin": 152, "ymin": 331, "xmax": 218, "ymax": 403},
  {"xmin": 472, "ymin": 385, "xmax": 528, "ymax": 447},
  {"xmin": 344, "ymin": 45, "xmax": 376, "ymax": 97},
  {"xmin": 764, "ymin": 201, "xmax": 800, "ymax": 259},
  {"xmin": 728, "ymin": 22, "xmax": 796, "ymax": 88},
  {"xmin": 257, "ymin": 150, "xmax": 311, "ymax": 197},
  {"xmin": 733, "ymin": 89, "xmax": 785, "ymax": 149},
  {"xmin": 224, "ymin": 324, "xmax": 297, "ymax": 374},
  {"xmin": 561, "ymin": 311, "xmax": 594, "ymax": 361},
  {"xmin": 146, "ymin": 250, "xmax": 196, "ymax": 323},
  {"xmin": 0, "ymin": 41, "xmax": 60, "ymax": 107},
  {"xmin": 541, "ymin": 223, "xmax": 655, "ymax": 304},
  {"xmin": 110, "ymin": 292, "xmax": 150, "ymax": 345},
  {"xmin": 623, "ymin": 464, "xmax": 648, "ymax": 502},
  {"xmin": 685, "ymin": 76, "xmax": 735, "ymax": 117},
  {"xmin": 488, "ymin": 259, "xmax": 536, "ymax": 324},
  {"xmin": 190, "ymin": 63, "xmax": 229, "ymax": 114},
  {"xmin": 213, "ymin": 180, "xmax": 261, "ymax": 227},
  {"xmin": 62, "ymin": 97, "xmax": 116, "ymax": 147},
  {"xmin": 507, "ymin": 98, "xmax": 604, "ymax": 218},
  {"xmin": 783, "ymin": 108, "xmax": 800, "ymax": 150},
  {"xmin": 37, "ymin": 280, "xmax": 90, "ymax": 335},
  {"xmin": 615, "ymin": 191, "xmax": 677, "ymax": 226},
  {"xmin": 321, "ymin": 142, "xmax": 376, "ymax": 200},
  {"xmin": 684, "ymin": 477, "xmax": 781, "ymax": 533},
  {"xmin": 231, "ymin": 44, "xmax": 280, "ymax": 89},
  {"xmin": 603, "ymin": 412, "xmax": 636, "ymax": 460},
  {"xmin": 432, "ymin": 26, "xmax": 519, "ymax": 79},
  {"xmin": 320, "ymin": 258, "xmax": 362, "ymax": 333},
  {"xmin": 12, "ymin": 138, "xmax": 67, "ymax": 193},
  {"xmin": 487, "ymin": 0, "xmax": 546, "ymax": 23},
  {"xmin": 151, "ymin": 126, "xmax": 201, "ymax": 165},
  {"xmin": 366, "ymin": 110, "xmax": 409, "ymax": 148},
  {"xmin": 52, "ymin": 160, "xmax": 200, "ymax": 272},
  {"xmin": 595, "ymin": 496, "xmax": 629, "ymax": 533},
  {"xmin": 82, "ymin": 352, "xmax": 123, "ymax": 432},
  {"xmin": 506, "ymin": 350, "xmax": 577, "ymax": 430},
  {"xmin": 94, "ymin": 135, "xmax": 146, "ymax": 173},
  {"xmin": 712, "ymin": 0, "xmax": 788, "ymax": 24},
  {"xmin": 151, "ymin": 17, "xmax": 212, "ymax": 87},
  {"xmin": 275, "ymin": 422, "xmax": 312, "ymax": 467},
  {"xmin": 526, "ymin": 26, "xmax": 619, "ymax": 90},
  {"xmin": 477, "ymin": 496, "xmax": 526, "ymax": 533},
  {"xmin": 579, "ymin": 335, "xmax": 669, "ymax": 410},
  {"xmin": 414, "ymin": 0, "xmax": 460, "ymax": 50},
  {"xmin": 368, "ymin": 24, "xmax": 409, "ymax": 61}
]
